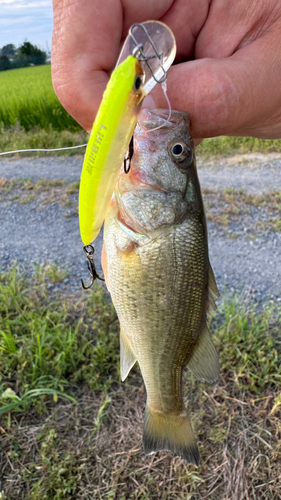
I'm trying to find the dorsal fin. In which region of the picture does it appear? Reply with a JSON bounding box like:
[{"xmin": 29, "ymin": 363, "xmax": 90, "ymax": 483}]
[
  {"xmin": 187, "ymin": 323, "xmax": 220, "ymax": 383},
  {"xmin": 207, "ymin": 263, "xmax": 220, "ymax": 314}
]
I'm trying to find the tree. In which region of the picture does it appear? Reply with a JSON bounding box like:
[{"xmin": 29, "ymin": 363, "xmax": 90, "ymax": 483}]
[
  {"xmin": 0, "ymin": 55, "xmax": 10, "ymax": 71},
  {"xmin": 1, "ymin": 44, "xmax": 16, "ymax": 58},
  {"xmin": 0, "ymin": 40, "xmax": 47, "ymax": 70},
  {"xmin": 17, "ymin": 41, "xmax": 46, "ymax": 65}
]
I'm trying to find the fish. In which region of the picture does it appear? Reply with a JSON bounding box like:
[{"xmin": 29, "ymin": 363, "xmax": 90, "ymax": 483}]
[
  {"xmin": 102, "ymin": 109, "xmax": 220, "ymax": 465},
  {"xmin": 79, "ymin": 55, "xmax": 146, "ymax": 245}
]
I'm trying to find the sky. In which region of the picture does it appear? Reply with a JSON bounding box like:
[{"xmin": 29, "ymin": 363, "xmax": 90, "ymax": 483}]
[{"xmin": 0, "ymin": 0, "xmax": 53, "ymax": 52}]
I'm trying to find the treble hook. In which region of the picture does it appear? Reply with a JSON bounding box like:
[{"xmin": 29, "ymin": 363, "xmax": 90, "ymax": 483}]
[
  {"xmin": 81, "ymin": 245, "xmax": 104, "ymax": 289},
  {"xmin": 124, "ymin": 135, "xmax": 134, "ymax": 174},
  {"xmin": 129, "ymin": 23, "xmax": 167, "ymax": 84}
]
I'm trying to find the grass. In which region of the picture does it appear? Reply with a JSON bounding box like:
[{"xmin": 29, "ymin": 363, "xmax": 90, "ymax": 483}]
[
  {"xmin": 0, "ymin": 177, "xmax": 80, "ymax": 209},
  {"xmin": 0, "ymin": 66, "xmax": 81, "ymax": 131},
  {"xmin": 0, "ymin": 265, "xmax": 280, "ymax": 499},
  {"xmin": 0, "ymin": 265, "xmax": 119, "ymax": 416},
  {"xmin": 197, "ymin": 135, "xmax": 281, "ymax": 158},
  {"xmin": 203, "ymin": 187, "xmax": 281, "ymax": 234},
  {"xmin": 0, "ymin": 122, "xmax": 88, "ymax": 156}
]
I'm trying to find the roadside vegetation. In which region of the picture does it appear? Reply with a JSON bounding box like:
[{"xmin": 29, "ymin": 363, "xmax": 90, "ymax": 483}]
[
  {"xmin": 0, "ymin": 123, "xmax": 88, "ymax": 156},
  {"xmin": 1, "ymin": 66, "xmax": 281, "ymax": 158},
  {"xmin": 0, "ymin": 177, "xmax": 79, "ymax": 209},
  {"xmin": 197, "ymin": 135, "xmax": 281, "ymax": 158},
  {"xmin": 204, "ymin": 187, "xmax": 281, "ymax": 235},
  {"xmin": 0, "ymin": 265, "xmax": 280, "ymax": 499}
]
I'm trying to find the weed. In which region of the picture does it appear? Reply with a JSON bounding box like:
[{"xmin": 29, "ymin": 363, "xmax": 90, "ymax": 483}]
[
  {"xmin": 45, "ymin": 264, "xmax": 68, "ymax": 283},
  {"xmin": 212, "ymin": 296, "xmax": 281, "ymax": 393},
  {"xmin": 0, "ymin": 265, "xmax": 119, "ymax": 417},
  {"xmin": 0, "ymin": 266, "xmax": 280, "ymax": 499},
  {"xmin": 0, "ymin": 177, "xmax": 79, "ymax": 210},
  {"xmin": 197, "ymin": 135, "xmax": 281, "ymax": 158},
  {"xmin": 0, "ymin": 124, "xmax": 88, "ymax": 157},
  {"xmin": 203, "ymin": 188, "xmax": 281, "ymax": 234},
  {"xmin": 67, "ymin": 181, "xmax": 80, "ymax": 194},
  {"xmin": 18, "ymin": 194, "xmax": 36, "ymax": 204}
]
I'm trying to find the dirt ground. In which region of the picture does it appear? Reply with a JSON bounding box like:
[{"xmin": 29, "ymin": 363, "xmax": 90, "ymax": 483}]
[{"xmin": 0, "ymin": 152, "xmax": 281, "ymax": 302}]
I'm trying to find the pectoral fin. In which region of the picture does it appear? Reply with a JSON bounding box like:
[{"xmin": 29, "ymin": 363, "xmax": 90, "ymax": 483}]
[
  {"xmin": 187, "ymin": 324, "xmax": 220, "ymax": 383},
  {"xmin": 120, "ymin": 328, "xmax": 137, "ymax": 381}
]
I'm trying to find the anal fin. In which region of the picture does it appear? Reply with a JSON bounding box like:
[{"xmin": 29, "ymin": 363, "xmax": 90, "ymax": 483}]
[
  {"xmin": 187, "ymin": 324, "xmax": 220, "ymax": 383},
  {"xmin": 120, "ymin": 328, "xmax": 137, "ymax": 382}
]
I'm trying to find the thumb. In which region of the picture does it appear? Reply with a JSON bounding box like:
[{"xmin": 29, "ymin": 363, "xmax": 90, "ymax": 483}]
[{"xmin": 150, "ymin": 37, "xmax": 281, "ymax": 140}]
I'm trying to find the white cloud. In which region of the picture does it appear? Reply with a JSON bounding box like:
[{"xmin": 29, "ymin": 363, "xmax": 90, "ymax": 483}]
[
  {"xmin": 0, "ymin": 0, "xmax": 53, "ymax": 48},
  {"xmin": 0, "ymin": 1, "xmax": 51, "ymax": 6}
]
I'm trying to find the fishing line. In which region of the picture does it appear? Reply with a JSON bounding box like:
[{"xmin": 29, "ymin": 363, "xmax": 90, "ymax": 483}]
[
  {"xmin": 0, "ymin": 144, "xmax": 87, "ymax": 156},
  {"xmin": 161, "ymin": 80, "xmax": 172, "ymax": 123},
  {"xmin": 145, "ymin": 79, "xmax": 172, "ymax": 134}
]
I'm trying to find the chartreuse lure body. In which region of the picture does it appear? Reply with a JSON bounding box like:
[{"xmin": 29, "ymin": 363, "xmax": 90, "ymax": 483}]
[{"xmin": 79, "ymin": 55, "xmax": 146, "ymax": 245}]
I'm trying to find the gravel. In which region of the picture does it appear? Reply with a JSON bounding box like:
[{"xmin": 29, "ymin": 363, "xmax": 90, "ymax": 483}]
[{"xmin": 0, "ymin": 153, "xmax": 280, "ymax": 302}]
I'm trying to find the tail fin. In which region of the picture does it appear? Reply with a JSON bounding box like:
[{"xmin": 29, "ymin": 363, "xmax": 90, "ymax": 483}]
[{"xmin": 143, "ymin": 406, "xmax": 200, "ymax": 465}]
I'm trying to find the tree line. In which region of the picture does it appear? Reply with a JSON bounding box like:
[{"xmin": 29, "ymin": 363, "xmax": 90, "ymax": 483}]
[{"xmin": 0, "ymin": 42, "xmax": 47, "ymax": 71}]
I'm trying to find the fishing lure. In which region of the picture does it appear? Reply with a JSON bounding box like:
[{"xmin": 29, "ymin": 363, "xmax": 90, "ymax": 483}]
[
  {"xmin": 79, "ymin": 21, "xmax": 176, "ymax": 247},
  {"xmin": 79, "ymin": 55, "xmax": 146, "ymax": 246},
  {"xmin": 79, "ymin": 21, "xmax": 176, "ymax": 288}
]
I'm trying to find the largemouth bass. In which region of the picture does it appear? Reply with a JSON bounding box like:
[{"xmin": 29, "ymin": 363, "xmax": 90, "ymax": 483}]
[{"xmin": 102, "ymin": 109, "xmax": 220, "ymax": 465}]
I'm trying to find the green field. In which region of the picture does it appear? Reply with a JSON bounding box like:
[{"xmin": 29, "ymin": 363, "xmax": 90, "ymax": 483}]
[
  {"xmin": 1, "ymin": 65, "xmax": 281, "ymax": 157},
  {"xmin": 0, "ymin": 65, "xmax": 80, "ymax": 131}
]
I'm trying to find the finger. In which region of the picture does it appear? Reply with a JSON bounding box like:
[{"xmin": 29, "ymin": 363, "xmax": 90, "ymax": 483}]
[
  {"xmin": 150, "ymin": 29, "xmax": 281, "ymax": 140},
  {"xmin": 52, "ymin": 0, "xmax": 123, "ymax": 131},
  {"xmin": 51, "ymin": 0, "xmax": 209, "ymax": 132}
]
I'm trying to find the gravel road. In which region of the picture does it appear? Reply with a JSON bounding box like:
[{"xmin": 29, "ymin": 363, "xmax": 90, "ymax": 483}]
[{"xmin": 1, "ymin": 153, "xmax": 281, "ymax": 303}]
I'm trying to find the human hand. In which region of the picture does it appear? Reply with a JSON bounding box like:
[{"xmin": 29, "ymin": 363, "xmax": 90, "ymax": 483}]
[{"xmin": 52, "ymin": 0, "xmax": 281, "ymax": 141}]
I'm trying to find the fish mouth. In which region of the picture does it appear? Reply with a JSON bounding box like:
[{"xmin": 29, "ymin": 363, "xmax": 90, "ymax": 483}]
[{"xmin": 136, "ymin": 108, "xmax": 190, "ymax": 134}]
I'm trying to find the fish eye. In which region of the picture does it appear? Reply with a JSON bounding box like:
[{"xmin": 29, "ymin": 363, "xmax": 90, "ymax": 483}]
[
  {"xmin": 134, "ymin": 75, "xmax": 143, "ymax": 91},
  {"xmin": 172, "ymin": 144, "xmax": 184, "ymax": 156},
  {"xmin": 169, "ymin": 141, "xmax": 193, "ymax": 166}
]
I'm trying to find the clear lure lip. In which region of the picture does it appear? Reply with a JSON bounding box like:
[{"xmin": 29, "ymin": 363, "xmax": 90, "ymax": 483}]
[{"xmin": 116, "ymin": 21, "xmax": 176, "ymax": 94}]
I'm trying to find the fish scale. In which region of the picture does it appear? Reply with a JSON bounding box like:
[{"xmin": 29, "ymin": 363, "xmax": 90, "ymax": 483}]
[{"xmin": 102, "ymin": 108, "xmax": 220, "ymax": 464}]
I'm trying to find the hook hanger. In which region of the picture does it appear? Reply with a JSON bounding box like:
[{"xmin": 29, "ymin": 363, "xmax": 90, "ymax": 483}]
[{"xmin": 129, "ymin": 23, "xmax": 167, "ymax": 84}]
